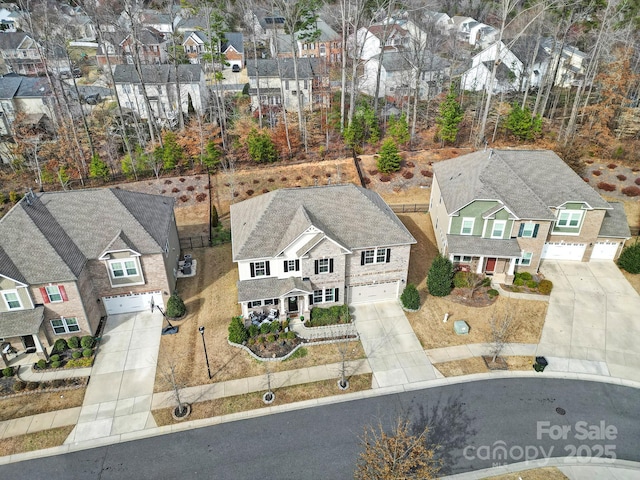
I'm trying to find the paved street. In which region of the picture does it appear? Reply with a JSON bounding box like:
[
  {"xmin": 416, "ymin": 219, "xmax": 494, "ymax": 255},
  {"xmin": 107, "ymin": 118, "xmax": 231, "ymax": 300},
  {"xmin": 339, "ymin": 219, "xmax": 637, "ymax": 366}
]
[{"xmin": 1, "ymin": 379, "xmax": 638, "ymax": 479}]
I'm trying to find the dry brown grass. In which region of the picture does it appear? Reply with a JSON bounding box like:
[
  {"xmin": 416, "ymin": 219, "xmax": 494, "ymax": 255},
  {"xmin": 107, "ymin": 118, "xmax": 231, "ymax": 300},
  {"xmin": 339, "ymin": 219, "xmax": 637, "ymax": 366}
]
[
  {"xmin": 483, "ymin": 466, "xmax": 569, "ymax": 480},
  {"xmin": 154, "ymin": 244, "xmax": 365, "ymax": 392},
  {"xmin": 0, "ymin": 388, "xmax": 86, "ymax": 421},
  {"xmin": 152, "ymin": 374, "xmax": 372, "ymax": 426},
  {"xmin": 0, "ymin": 425, "xmax": 73, "ymax": 455},
  {"xmin": 434, "ymin": 356, "xmax": 534, "ymax": 377},
  {"xmin": 399, "ymin": 212, "xmax": 547, "ymax": 349}
]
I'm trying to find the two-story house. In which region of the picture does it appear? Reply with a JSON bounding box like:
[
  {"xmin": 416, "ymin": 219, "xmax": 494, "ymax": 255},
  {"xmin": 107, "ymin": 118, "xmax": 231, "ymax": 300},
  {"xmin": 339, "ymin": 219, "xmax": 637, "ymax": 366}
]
[
  {"xmin": 113, "ymin": 64, "xmax": 208, "ymax": 122},
  {"xmin": 230, "ymin": 184, "xmax": 416, "ymax": 320},
  {"xmin": 0, "ymin": 188, "xmax": 180, "ymax": 368},
  {"xmin": 460, "ymin": 41, "xmax": 524, "ymax": 93},
  {"xmin": 182, "ymin": 31, "xmax": 244, "ymax": 70},
  {"xmin": 429, "ymin": 149, "xmax": 631, "ymax": 284},
  {"xmin": 271, "ymin": 18, "xmax": 341, "ymax": 66},
  {"xmin": 96, "ymin": 28, "xmax": 168, "ymax": 68},
  {"xmin": 353, "ymin": 24, "xmax": 411, "ymax": 61},
  {"xmin": 0, "ymin": 32, "xmax": 45, "ymax": 76}
]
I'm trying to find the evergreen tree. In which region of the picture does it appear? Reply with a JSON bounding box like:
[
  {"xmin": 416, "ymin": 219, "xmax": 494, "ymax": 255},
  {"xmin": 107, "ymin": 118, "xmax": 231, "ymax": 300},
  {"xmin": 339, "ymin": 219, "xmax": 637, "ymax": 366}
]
[
  {"xmin": 203, "ymin": 140, "xmax": 222, "ymax": 170},
  {"xmin": 166, "ymin": 292, "xmax": 186, "ymax": 318},
  {"xmin": 247, "ymin": 128, "xmax": 278, "ymax": 163},
  {"xmin": 377, "ymin": 138, "xmax": 402, "ymax": 173},
  {"xmin": 387, "ymin": 113, "xmax": 410, "ymax": 146},
  {"xmin": 427, "ymin": 254, "xmax": 454, "ymax": 297},
  {"xmin": 435, "ymin": 89, "xmax": 464, "ymax": 145},
  {"xmin": 343, "ymin": 103, "xmax": 380, "ymax": 158},
  {"xmin": 228, "ymin": 315, "xmax": 248, "ymax": 344},
  {"xmin": 618, "ymin": 242, "xmax": 640, "ymax": 274},
  {"xmin": 88, "ymin": 154, "xmax": 110, "ymax": 182},
  {"xmin": 505, "ymin": 104, "xmax": 542, "ymax": 141},
  {"xmin": 400, "ymin": 283, "xmax": 420, "ymax": 310},
  {"xmin": 162, "ymin": 131, "xmax": 184, "ymax": 170}
]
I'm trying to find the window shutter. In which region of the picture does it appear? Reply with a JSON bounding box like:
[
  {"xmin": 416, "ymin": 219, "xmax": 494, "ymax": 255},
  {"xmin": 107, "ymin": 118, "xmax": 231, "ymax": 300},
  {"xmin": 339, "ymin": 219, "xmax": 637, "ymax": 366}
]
[
  {"xmin": 265, "ymin": 261, "xmax": 270, "ymax": 276},
  {"xmin": 40, "ymin": 287, "xmax": 50, "ymax": 303},
  {"xmin": 308, "ymin": 294, "xmax": 314, "ymax": 305},
  {"xmin": 533, "ymin": 224, "xmax": 539, "ymax": 238},
  {"xmin": 314, "ymin": 260, "xmax": 319, "ymax": 275},
  {"xmin": 361, "ymin": 252, "xmax": 365, "ymax": 266},
  {"xmin": 329, "ymin": 259, "xmax": 334, "ymax": 273},
  {"xmin": 295, "ymin": 259, "xmax": 300, "ymax": 271},
  {"xmin": 385, "ymin": 249, "xmax": 391, "ymax": 263},
  {"xmin": 250, "ymin": 263, "xmax": 255, "ymax": 278},
  {"xmin": 518, "ymin": 224, "xmax": 524, "ymax": 237},
  {"xmin": 59, "ymin": 286, "xmax": 68, "ymax": 301},
  {"xmin": 283, "ymin": 261, "xmax": 288, "ymax": 273},
  {"xmin": 334, "ymin": 288, "xmax": 339, "ymax": 302}
]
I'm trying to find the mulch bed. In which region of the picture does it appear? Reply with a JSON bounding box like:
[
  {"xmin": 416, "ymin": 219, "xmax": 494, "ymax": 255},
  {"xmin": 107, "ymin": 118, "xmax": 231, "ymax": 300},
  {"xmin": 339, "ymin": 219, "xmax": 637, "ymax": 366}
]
[
  {"xmin": 0, "ymin": 376, "xmax": 87, "ymax": 398},
  {"xmin": 448, "ymin": 287, "xmax": 498, "ymax": 307},
  {"xmin": 246, "ymin": 337, "xmax": 305, "ymax": 358}
]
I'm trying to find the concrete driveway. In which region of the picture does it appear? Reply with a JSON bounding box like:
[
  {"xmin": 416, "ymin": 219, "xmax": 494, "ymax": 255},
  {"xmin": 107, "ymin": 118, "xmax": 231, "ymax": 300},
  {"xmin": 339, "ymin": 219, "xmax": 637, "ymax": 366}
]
[
  {"xmin": 352, "ymin": 301, "xmax": 436, "ymax": 388},
  {"xmin": 537, "ymin": 260, "xmax": 640, "ymax": 381}
]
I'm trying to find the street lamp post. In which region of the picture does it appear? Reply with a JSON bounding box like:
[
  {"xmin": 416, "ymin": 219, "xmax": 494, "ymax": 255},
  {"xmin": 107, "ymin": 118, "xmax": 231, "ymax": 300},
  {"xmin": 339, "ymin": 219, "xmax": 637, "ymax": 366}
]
[{"xmin": 199, "ymin": 326, "xmax": 212, "ymax": 380}]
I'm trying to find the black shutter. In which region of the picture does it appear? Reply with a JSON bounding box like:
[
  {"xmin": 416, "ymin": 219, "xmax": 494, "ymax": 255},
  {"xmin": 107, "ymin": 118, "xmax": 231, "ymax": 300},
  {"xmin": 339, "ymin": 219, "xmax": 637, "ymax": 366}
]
[
  {"xmin": 265, "ymin": 261, "xmax": 270, "ymax": 276},
  {"xmin": 533, "ymin": 224, "xmax": 539, "ymax": 238},
  {"xmin": 385, "ymin": 249, "xmax": 391, "ymax": 263},
  {"xmin": 518, "ymin": 224, "xmax": 524, "ymax": 237},
  {"xmin": 295, "ymin": 259, "xmax": 300, "ymax": 271},
  {"xmin": 329, "ymin": 258, "xmax": 334, "ymax": 273},
  {"xmin": 309, "ymin": 294, "xmax": 314, "ymax": 305},
  {"xmin": 314, "ymin": 260, "xmax": 319, "ymax": 274},
  {"xmin": 250, "ymin": 263, "xmax": 255, "ymax": 278},
  {"xmin": 361, "ymin": 251, "xmax": 365, "ymax": 266},
  {"xmin": 283, "ymin": 261, "xmax": 288, "ymax": 272},
  {"xmin": 334, "ymin": 288, "xmax": 339, "ymax": 302}
]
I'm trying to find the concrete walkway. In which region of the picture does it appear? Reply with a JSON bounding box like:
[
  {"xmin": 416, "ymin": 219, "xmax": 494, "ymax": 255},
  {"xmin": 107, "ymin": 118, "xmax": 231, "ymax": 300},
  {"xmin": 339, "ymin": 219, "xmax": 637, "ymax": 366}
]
[
  {"xmin": 64, "ymin": 310, "xmax": 164, "ymax": 444},
  {"xmin": 352, "ymin": 301, "xmax": 436, "ymax": 387}
]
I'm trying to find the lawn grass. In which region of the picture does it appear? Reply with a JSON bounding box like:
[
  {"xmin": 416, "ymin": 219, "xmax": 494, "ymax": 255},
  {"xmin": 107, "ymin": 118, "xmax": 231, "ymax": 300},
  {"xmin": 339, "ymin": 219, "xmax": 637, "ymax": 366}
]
[
  {"xmin": 0, "ymin": 425, "xmax": 74, "ymax": 456},
  {"xmin": 152, "ymin": 374, "xmax": 372, "ymax": 426},
  {"xmin": 0, "ymin": 388, "xmax": 86, "ymax": 422}
]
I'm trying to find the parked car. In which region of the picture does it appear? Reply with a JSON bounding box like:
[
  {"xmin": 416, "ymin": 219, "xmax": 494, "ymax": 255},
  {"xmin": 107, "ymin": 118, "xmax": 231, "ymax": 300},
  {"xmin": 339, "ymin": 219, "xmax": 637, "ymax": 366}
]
[
  {"xmin": 84, "ymin": 93, "xmax": 101, "ymax": 105},
  {"xmin": 232, "ymin": 64, "xmax": 241, "ymax": 73},
  {"xmin": 60, "ymin": 68, "xmax": 82, "ymax": 79}
]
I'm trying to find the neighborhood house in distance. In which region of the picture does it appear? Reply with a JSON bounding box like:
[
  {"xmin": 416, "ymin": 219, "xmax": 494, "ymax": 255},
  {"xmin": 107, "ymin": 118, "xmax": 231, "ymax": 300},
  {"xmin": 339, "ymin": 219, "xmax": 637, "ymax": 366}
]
[
  {"xmin": 230, "ymin": 184, "xmax": 416, "ymax": 321},
  {"xmin": 430, "ymin": 149, "xmax": 631, "ymax": 284},
  {"xmin": 0, "ymin": 188, "xmax": 180, "ymax": 368}
]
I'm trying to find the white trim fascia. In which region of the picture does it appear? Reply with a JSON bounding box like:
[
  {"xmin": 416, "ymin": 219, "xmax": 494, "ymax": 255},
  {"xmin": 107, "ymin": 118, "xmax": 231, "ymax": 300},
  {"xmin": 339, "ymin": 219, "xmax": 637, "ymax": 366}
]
[
  {"xmin": 98, "ymin": 248, "xmax": 142, "ymax": 261},
  {"xmin": 449, "ymin": 198, "xmax": 503, "ymax": 216},
  {"xmin": 0, "ymin": 272, "xmax": 27, "ymax": 287}
]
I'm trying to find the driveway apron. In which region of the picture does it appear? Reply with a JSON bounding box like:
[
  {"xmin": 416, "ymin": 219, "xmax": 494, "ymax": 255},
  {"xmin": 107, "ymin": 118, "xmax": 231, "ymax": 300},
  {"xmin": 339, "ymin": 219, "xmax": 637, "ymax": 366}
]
[
  {"xmin": 352, "ymin": 301, "xmax": 436, "ymax": 388},
  {"xmin": 65, "ymin": 311, "xmax": 163, "ymax": 444},
  {"xmin": 537, "ymin": 260, "xmax": 640, "ymax": 381}
]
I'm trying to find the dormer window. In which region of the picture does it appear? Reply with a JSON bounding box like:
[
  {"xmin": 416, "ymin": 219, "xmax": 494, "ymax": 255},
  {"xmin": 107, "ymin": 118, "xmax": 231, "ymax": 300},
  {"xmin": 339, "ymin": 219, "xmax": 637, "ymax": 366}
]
[
  {"xmin": 2, "ymin": 290, "xmax": 22, "ymax": 310},
  {"xmin": 110, "ymin": 260, "xmax": 138, "ymax": 277},
  {"xmin": 553, "ymin": 209, "xmax": 584, "ymax": 234}
]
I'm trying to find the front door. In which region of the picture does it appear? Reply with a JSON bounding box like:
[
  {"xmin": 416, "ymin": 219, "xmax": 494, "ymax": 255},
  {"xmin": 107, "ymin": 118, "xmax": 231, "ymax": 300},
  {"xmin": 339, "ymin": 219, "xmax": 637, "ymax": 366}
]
[
  {"xmin": 485, "ymin": 257, "xmax": 497, "ymax": 273},
  {"xmin": 287, "ymin": 296, "xmax": 298, "ymax": 313},
  {"xmin": 22, "ymin": 335, "xmax": 36, "ymax": 352}
]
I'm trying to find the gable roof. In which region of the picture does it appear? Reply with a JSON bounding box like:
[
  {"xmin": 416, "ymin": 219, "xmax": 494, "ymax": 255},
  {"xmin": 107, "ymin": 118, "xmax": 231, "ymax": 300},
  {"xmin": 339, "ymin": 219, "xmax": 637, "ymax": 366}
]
[
  {"xmin": 222, "ymin": 32, "xmax": 243, "ymax": 54},
  {"xmin": 0, "ymin": 188, "xmax": 175, "ymax": 284},
  {"xmin": 433, "ymin": 149, "xmax": 611, "ymax": 220},
  {"xmin": 247, "ymin": 57, "xmax": 325, "ymax": 79},
  {"xmin": 368, "ymin": 24, "xmax": 408, "ymax": 41},
  {"xmin": 0, "ymin": 75, "xmax": 22, "ymax": 99},
  {"xmin": 0, "ymin": 31, "xmax": 35, "ymax": 50},
  {"xmin": 230, "ymin": 184, "xmax": 416, "ymax": 261},
  {"xmin": 371, "ymin": 50, "xmax": 449, "ymax": 73},
  {"xmin": 113, "ymin": 64, "xmax": 202, "ymax": 84}
]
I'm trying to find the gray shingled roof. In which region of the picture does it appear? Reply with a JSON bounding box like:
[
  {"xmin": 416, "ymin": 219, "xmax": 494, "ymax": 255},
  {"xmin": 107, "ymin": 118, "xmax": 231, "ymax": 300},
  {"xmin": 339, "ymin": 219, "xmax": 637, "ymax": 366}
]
[
  {"xmin": 598, "ymin": 202, "xmax": 631, "ymax": 238},
  {"xmin": 14, "ymin": 76, "xmax": 51, "ymax": 97},
  {"xmin": 230, "ymin": 184, "xmax": 416, "ymax": 261},
  {"xmin": 0, "ymin": 306, "xmax": 44, "ymax": 337},
  {"xmin": 223, "ymin": 32, "xmax": 243, "ymax": 54},
  {"xmin": 447, "ymin": 235, "xmax": 522, "ymax": 257},
  {"xmin": 237, "ymin": 277, "xmax": 313, "ymax": 303},
  {"xmin": 0, "ymin": 75, "xmax": 22, "ymax": 99},
  {"xmin": 0, "ymin": 188, "xmax": 174, "ymax": 284},
  {"xmin": 113, "ymin": 64, "xmax": 203, "ymax": 84},
  {"xmin": 246, "ymin": 57, "xmax": 324, "ymax": 80},
  {"xmin": 433, "ymin": 149, "xmax": 611, "ymax": 220},
  {"xmin": 0, "ymin": 31, "xmax": 31, "ymax": 50},
  {"xmin": 372, "ymin": 51, "xmax": 450, "ymax": 73}
]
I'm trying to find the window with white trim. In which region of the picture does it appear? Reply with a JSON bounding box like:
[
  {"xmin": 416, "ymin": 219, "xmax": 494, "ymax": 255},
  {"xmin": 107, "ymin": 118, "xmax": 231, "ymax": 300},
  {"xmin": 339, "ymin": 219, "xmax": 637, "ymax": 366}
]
[
  {"xmin": 110, "ymin": 260, "xmax": 138, "ymax": 278},
  {"xmin": 491, "ymin": 220, "xmax": 506, "ymax": 239},
  {"xmin": 556, "ymin": 210, "xmax": 583, "ymax": 229},
  {"xmin": 45, "ymin": 285, "xmax": 63, "ymax": 302},
  {"xmin": 253, "ymin": 261, "xmax": 267, "ymax": 277},
  {"xmin": 363, "ymin": 250, "xmax": 375, "ymax": 264},
  {"xmin": 317, "ymin": 258, "xmax": 330, "ymax": 273},
  {"xmin": 461, "ymin": 218, "xmax": 474, "ymax": 235},
  {"xmin": 520, "ymin": 222, "xmax": 536, "ymax": 237},
  {"xmin": 51, "ymin": 317, "xmax": 80, "ymax": 334},
  {"xmin": 324, "ymin": 288, "xmax": 334, "ymax": 302},
  {"xmin": 313, "ymin": 289, "xmax": 323, "ymax": 303},
  {"xmin": 361, "ymin": 248, "xmax": 390, "ymax": 265},
  {"xmin": 517, "ymin": 252, "xmax": 533, "ymax": 266},
  {"xmin": 376, "ymin": 248, "xmax": 388, "ymax": 263},
  {"xmin": 250, "ymin": 300, "xmax": 262, "ymax": 307},
  {"xmin": 286, "ymin": 260, "xmax": 299, "ymax": 271},
  {"xmin": 2, "ymin": 290, "xmax": 22, "ymax": 310}
]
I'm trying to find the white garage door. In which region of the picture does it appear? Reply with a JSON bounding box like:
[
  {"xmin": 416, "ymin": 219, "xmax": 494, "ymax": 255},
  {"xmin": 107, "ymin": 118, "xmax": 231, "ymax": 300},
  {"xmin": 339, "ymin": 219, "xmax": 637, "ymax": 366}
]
[
  {"xmin": 541, "ymin": 242, "xmax": 586, "ymax": 261},
  {"xmin": 591, "ymin": 241, "xmax": 621, "ymax": 260},
  {"xmin": 348, "ymin": 282, "xmax": 398, "ymax": 304},
  {"xmin": 102, "ymin": 291, "xmax": 164, "ymax": 315}
]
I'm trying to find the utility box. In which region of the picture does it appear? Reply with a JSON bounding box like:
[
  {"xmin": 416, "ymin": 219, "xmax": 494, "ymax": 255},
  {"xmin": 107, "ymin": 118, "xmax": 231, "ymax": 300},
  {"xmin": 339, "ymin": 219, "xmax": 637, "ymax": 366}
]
[{"xmin": 453, "ymin": 320, "xmax": 469, "ymax": 335}]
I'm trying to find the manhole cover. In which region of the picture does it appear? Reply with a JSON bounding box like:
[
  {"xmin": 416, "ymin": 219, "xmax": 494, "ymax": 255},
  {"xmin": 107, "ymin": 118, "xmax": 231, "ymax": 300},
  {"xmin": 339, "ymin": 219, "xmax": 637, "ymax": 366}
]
[{"xmin": 556, "ymin": 407, "xmax": 566, "ymax": 415}]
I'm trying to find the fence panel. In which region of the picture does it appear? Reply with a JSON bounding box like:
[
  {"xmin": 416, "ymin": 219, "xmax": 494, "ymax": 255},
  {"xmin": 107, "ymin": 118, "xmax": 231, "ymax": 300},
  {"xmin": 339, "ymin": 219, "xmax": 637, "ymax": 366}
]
[
  {"xmin": 389, "ymin": 204, "xmax": 429, "ymax": 213},
  {"xmin": 179, "ymin": 236, "xmax": 210, "ymax": 249}
]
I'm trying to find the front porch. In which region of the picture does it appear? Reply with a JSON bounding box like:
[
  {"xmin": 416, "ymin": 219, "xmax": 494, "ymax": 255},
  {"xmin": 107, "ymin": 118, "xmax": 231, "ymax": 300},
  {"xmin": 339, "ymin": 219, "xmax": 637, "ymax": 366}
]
[
  {"xmin": 238, "ymin": 277, "xmax": 314, "ymax": 325},
  {"xmin": 447, "ymin": 236, "xmax": 521, "ymax": 285},
  {"xmin": 0, "ymin": 306, "xmax": 50, "ymax": 368}
]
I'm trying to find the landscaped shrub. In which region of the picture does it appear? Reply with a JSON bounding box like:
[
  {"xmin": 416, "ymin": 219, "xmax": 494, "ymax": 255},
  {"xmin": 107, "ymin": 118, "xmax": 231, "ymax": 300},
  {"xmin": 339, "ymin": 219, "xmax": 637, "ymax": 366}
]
[
  {"xmin": 260, "ymin": 322, "xmax": 271, "ymax": 335},
  {"xmin": 608, "ymin": 163, "xmax": 618, "ymax": 169},
  {"xmin": 179, "ymin": 195, "xmax": 189, "ymax": 203},
  {"xmin": 247, "ymin": 338, "xmax": 255, "ymax": 345},
  {"xmin": 195, "ymin": 193, "xmax": 207, "ymax": 202},
  {"xmin": 618, "ymin": 243, "xmax": 640, "ymax": 274},
  {"xmin": 379, "ymin": 174, "xmax": 391, "ymax": 182},
  {"xmin": 82, "ymin": 349, "xmax": 93, "ymax": 358},
  {"xmin": 65, "ymin": 357, "xmax": 93, "ymax": 368},
  {"xmin": 363, "ymin": 177, "xmax": 372, "ymax": 185},
  {"xmin": 400, "ymin": 283, "xmax": 420, "ymax": 310},
  {"xmin": 282, "ymin": 320, "xmax": 289, "ymax": 330},
  {"xmin": 2, "ymin": 366, "xmax": 14, "ymax": 377},
  {"xmin": 36, "ymin": 359, "xmax": 47, "ymax": 369},
  {"xmin": 286, "ymin": 331, "xmax": 296, "ymax": 339},
  {"xmin": 622, "ymin": 186, "xmax": 640, "ymax": 197},
  {"xmin": 50, "ymin": 354, "xmax": 60, "ymax": 363},
  {"xmin": 482, "ymin": 277, "xmax": 492, "ymax": 287},
  {"xmin": 246, "ymin": 189, "xmax": 254, "ymax": 196},
  {"xmin": 72, "ymin": 351, "xmax": 82, "ymax": 359},
  {"xmin": 51, "ymin": 361, "xmax": 62, "ymax": 369},
  {"xmin": 597, "ymin": 182, "xmax": 616, "ymax": 192},
  {"xmin": 80, "ymin": 336, "xmax": 95, "ymax": 349},
  {"xmin": 635, "ymin": 178, "xmax": 640, "ymax": 185},
  {"xmin": 526, "ymin": 280, "xmax": 539, "ymax": 289},
  {"xmin": 256, "ymin": 336, "xmax": 265, "ymax": 343},
  {"xmin": 592, "ymin": 170, "xmax": 602, "ymax": 176},
  {"xmin": 453, "ymin": 271, "xmax": 472, "ymax": 288},
  {"xmin": 13, "ymin": 380, "xmax": 25, "ymax": 391},
  {"xmin": 516, "ymin": 271, "xmax": 532, "ymax": 281},
  {"xmin": 488, "ymin": 289, "xmax": 499, "ymax": 299},
  {"xmin": 309, "ymin": 304, "xmax": 350, "ymax": 326},
  {"xmin": 513, "ymin": 277, "xmax": 525, "ymax": 287},
  {"xmin": 270, "ymin": 321, "xmax": 281, "ymax": 333},
  {"xmin": 617, "ymin": 174, "xmax": 627, "ymax": 181},
  {"xmin": 26, "ymin": 382, "xmax": 39, "ymax": 390},
  {"xmin": 427, "ymin": 254, "xmax": 454, "ymax": 297},
  {"xmin": 538, "ymin": 279, "xmax": 553, "ymax": 295},
  {"xmin": 166, "ymin": 292, "xmax": 186, "ymax": 318},
  {"xmin": 402, "ymin": 171, "xmax": 414, "ymax": 179},
  {"xmin": 53, "ymin": 339, "xmax": 67, "ymax": 353},
  {"xmin": 228, "ymin": 316, "xmax": 248, "ymax": 344},
  {"xmin": 266, "ymin": 334, "xmax": 276, "ymax": 342},
  {"xmin": 67, "ymin": 336, "xmax": 80, "ymax": 349},
  {"xmin": 248, "ymin": 324, "xmax": 259, "ymax": 337}
]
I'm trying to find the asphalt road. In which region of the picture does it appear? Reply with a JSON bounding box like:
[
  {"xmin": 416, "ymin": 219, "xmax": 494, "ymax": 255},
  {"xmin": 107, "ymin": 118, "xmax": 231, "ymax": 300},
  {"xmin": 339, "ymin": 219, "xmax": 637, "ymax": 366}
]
[{"xmin": 1, "ymin": 378, "xmax": 638, "ymax": 479}]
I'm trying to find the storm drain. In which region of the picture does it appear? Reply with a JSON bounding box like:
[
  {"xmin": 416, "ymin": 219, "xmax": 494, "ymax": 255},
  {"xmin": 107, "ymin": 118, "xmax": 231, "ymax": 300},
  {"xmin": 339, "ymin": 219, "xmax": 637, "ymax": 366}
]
[{"xmin": 555, "ymin": 407, "xmax": 566, "ymax": 415}]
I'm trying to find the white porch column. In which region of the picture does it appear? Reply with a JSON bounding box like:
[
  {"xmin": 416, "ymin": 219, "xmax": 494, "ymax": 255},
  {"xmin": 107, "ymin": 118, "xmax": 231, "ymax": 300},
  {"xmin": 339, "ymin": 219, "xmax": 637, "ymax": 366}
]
[
  {"xmin": 241, "ymin": 302, "xmax": 248, "ymax": 318},
  {"xmin": 476, "ymin": 256, "xmax": 484, "ymax": 274},
  {"xmin": 33, "ymin": 333, "xmax": 49, "ymax": 361},
  {"xmin": 507, "ymin": 258, "xmax": 517, "ymax": 276}
]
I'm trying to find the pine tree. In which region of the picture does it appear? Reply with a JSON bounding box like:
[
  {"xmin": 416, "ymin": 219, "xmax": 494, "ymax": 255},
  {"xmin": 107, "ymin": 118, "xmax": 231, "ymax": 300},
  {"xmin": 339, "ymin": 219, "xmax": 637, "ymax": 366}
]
[
  {"xmin": 505, "ymin": 104, "xmax": 542, "ymax": 140},
  {"xmin": 435, "ymin": 89, "xmax": 464, "ymax": 145},
  {"xmin": 88, "ymin": 154, "xmax": 110, "ymax": 182},
  {"xmin": 387, "ymin": 113, "xmax": 410, "ymax": 146},
  {"xmin": 427, "ymin": 254, "xmax": 454, "ymax": 297},
  {"xmin": 247, "ymin": 128, "xmax": 278, "ymax": 163},
  {"xmin": 377, "ymin": 139, "xmax": 401, "ymax": 173},
  {"xmin": 162, "ymin": 131, "xmax": 184, "ymax": 170}
]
